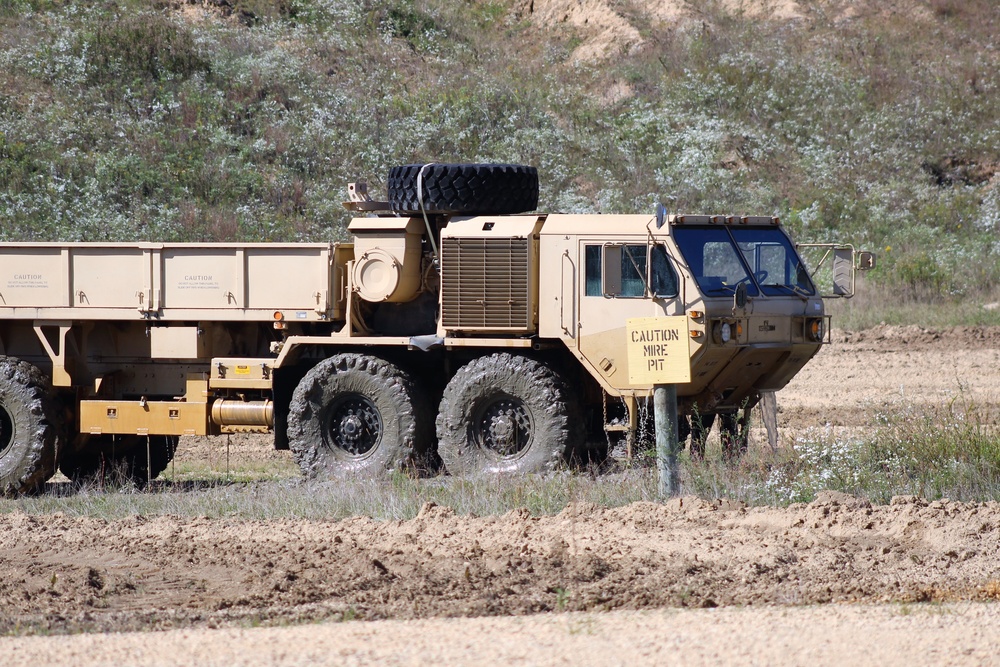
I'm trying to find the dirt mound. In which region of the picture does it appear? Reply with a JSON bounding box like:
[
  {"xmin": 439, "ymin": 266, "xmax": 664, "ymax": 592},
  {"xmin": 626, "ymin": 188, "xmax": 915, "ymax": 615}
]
[
  {"xmin": 835, "ymin": 324, "xmax": 1000, "ymax": 350},
  {"xmin": 516, "ymin": 0, "xmax": 804, "ymax": 61},
  {"xmin": 2, "ymin": 495, "xmax": 998, "ymax": 634}
]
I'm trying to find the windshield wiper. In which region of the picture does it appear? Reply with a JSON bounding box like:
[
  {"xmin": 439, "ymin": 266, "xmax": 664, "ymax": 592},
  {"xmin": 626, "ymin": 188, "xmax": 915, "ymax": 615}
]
[{"xmin": 764, "ymin": 283, "xmax": 812, "ymax": 299}]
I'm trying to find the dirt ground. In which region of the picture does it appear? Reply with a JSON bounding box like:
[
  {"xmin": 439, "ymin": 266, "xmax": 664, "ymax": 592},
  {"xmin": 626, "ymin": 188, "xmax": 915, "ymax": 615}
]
[{"xmin": 2, "ymin": 325, "xmax": 999, "ymax": 665}]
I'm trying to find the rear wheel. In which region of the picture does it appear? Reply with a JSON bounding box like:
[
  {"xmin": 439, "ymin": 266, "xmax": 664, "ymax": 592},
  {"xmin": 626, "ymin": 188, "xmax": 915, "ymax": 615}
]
[
  {"xmin": 387, "ymin": 163, "xmax": 539, "ymax": 215},
  {"xmin": 0, "ymin": 357, "xmax": 58, "ymax": 496},
  {"xmin": 436, "ymin": 354, "xmax": 582, "ymax": 476},
  {"xmin": 60, "ymin": 435, "xmax": 178, "ymax": 487},
  {"xmin": 287, "ymin": 354, "xmax": 431, "ymax": 478}
]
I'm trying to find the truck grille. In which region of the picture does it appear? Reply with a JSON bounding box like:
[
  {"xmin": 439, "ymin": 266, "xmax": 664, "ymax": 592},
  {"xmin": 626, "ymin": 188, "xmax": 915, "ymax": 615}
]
[{"xmin": 441, "ymin": 237, "xmax": 531, "ymax": 331}]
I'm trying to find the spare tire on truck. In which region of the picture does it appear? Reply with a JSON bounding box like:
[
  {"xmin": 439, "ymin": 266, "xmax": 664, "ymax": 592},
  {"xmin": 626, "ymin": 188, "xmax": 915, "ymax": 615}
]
[{"xmin": 387, "ymin": 163, "xmax": 538, "ymax": 215}]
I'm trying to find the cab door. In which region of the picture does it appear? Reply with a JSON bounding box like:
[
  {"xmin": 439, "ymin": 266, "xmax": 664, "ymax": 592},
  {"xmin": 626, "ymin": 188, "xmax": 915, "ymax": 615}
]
[{"xmin": 575, "ymin": 240, "xmax": 682, "ymax": 391}]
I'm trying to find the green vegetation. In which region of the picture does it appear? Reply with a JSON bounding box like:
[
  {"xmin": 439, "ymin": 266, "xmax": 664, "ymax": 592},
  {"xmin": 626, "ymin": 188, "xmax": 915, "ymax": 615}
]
[
  {"xmin": 685, "ymin": 399, "xmax": 1000, "ymax": 506},
  {"xmin": 0, "ymin": 0, "xmax": 997, "ymax": 323}
]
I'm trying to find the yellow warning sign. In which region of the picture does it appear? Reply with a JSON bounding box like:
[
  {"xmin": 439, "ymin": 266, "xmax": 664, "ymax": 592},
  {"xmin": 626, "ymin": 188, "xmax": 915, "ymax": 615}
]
[{"xmin": 626, "ymin": 316, "xmax": 692, "ymax": 385}]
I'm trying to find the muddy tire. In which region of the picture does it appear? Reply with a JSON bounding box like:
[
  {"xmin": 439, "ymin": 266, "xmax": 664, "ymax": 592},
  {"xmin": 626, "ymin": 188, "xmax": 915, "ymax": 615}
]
[
  {"xmin": 0, "ymin": 357, "xmax": 58, "ymax": 496},
  {"xmin": 387, "ymin": 163, "xmax": 539, "ymax": 215},
  {"xmin": 287, "ymin": 354, "xmax": 429, "ymax": 478},
  {"xmin": 436, "ymin": 354, "xmax": 582, "ymax": 476},
  {"xmin": 60, "ymin": 435, "xmax": 178, "ymax": 487}
]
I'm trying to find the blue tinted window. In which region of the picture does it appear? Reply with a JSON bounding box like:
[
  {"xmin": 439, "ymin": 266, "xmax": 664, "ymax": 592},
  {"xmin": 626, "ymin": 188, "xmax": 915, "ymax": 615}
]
[{"xmin": 585, "ymin": 245, "xmax": 601, "ymax": 296}]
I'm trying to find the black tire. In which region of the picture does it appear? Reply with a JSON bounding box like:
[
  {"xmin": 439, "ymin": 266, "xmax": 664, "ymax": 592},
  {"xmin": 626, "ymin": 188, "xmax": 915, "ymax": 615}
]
[
  {"xmin": 60, "ymin": 435, "xmax": 178, "ymax": 487},
  {"xmin": 719, "ymin": 412, "xmax": 749, "ymax": 461},
  {"xmin": 436, "ymin": 354, "xmax": 582, "ymax": 476},
  {"xmin": 387, "ymin": 163, "xmax": 539, "ymax": 215},
  {"xmin": 287, "ymin": 354, "xmax": 430, "ymax": 478},
  {"xmin": 0, "ymin": 357, "xmax": 58, "ymax": 496},
  {"xmin": 689, "ymin": 413, "xmax": 715, "ymax": 460}
]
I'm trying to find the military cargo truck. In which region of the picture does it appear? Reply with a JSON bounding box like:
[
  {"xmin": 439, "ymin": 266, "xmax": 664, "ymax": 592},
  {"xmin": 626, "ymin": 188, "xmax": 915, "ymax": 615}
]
[{"xmin": 0, "ymin": 164, "xmax": 873, "ymax": 494}]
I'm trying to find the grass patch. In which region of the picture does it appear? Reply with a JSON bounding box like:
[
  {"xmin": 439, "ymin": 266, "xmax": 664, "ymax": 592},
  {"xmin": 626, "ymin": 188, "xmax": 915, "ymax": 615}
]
[
  {"xmin": 685, "ymin": 398, "xmax": 1000, "ymax": 505},
  {"xmin": 4, "ymin": 399, "xmax": 998, "ymax": 520},
  {"xmin": 7, "ymin": 469, "xmax": 660, "ymax": 521},
  {"xmin": 826, "ymin": 279, "xmax": 1000, "ymax": 330}
]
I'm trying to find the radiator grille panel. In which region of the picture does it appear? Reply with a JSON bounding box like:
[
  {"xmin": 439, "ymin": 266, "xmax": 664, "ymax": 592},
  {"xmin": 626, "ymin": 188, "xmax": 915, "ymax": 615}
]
[{"xmin": 441, "ymin": 237, "xmax": 531, "ymax": 331}]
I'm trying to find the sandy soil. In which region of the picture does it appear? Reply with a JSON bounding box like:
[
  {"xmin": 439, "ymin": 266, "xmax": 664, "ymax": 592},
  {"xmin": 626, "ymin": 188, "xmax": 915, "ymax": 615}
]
[
  {"xmin": 514, "ymin": 0, "xmax": 928, "ymax": 62},
  {"xmin": 780, "ymin": 324, "xmax": 1000, "ymax": 429},
  {"xmin": 6, "ymin": 604, "xmax": 1000, "ymax": 667},
  {"xmin": 2, "ymin": 325, "xmax": 999, "ymax": 665}
]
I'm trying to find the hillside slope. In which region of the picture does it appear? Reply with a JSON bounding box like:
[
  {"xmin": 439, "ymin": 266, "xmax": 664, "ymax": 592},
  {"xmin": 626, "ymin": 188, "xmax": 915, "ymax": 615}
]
[{"xmin": 0, "ymin": 0, "xmax": 997, "ymax": 311}]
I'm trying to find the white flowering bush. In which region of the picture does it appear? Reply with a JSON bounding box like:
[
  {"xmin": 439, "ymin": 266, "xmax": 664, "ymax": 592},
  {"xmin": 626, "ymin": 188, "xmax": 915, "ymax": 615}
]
[{"xmin": 0, "ymin": 0, "xmax": 997, "ymax": 309}]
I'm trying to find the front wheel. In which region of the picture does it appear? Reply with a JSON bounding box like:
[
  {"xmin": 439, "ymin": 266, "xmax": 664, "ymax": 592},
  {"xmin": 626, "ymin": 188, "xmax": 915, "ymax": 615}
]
[
  {"xmin": 436, "ymin": 354, "xmax": 582, "ymax": 476},
  {"xmin": 287, "ymin": 354, "xmax": 431, "ymax": 478},
  {"xmin": 719, "ymin": 412, "xmax": 750, "ymax": 461}
]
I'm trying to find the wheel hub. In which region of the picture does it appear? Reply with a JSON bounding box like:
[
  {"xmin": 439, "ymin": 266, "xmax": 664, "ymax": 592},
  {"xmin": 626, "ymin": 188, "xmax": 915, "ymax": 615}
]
[
  {"xmin": 339, "ymin": 413, "xmax": 364, "ymax": 441},
  {"xmin": 328, "ymin": 397, "xmax": 381, "ymax": 457},
  {"xmin": 475, "ymin": 397, "xmax": 531, "ymax": 457}
]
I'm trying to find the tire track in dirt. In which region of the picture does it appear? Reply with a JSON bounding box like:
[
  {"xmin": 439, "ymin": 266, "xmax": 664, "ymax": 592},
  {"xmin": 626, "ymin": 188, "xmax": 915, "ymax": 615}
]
[{"xmin": 1, "ymin": 492, "xmax": 998, "ymax": 634}]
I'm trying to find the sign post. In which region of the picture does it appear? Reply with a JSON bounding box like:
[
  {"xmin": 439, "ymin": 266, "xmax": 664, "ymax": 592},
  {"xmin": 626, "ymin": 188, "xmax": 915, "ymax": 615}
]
[{"xmin": 626, "ymin": 316, "xmax": 691, "ymax": 497}]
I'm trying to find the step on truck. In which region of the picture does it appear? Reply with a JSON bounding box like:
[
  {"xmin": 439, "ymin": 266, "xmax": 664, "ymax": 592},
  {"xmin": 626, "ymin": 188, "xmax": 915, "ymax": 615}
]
[{"xmin": 0, "ymin": 163, "xmax": 874, "ymax": 494}]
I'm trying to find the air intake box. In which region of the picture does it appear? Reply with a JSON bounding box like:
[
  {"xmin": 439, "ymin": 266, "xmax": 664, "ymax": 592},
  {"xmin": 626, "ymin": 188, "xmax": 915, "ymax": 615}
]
[{"xmin": 439, "ymin": 216, "xmax": 541, "ymax": 333}]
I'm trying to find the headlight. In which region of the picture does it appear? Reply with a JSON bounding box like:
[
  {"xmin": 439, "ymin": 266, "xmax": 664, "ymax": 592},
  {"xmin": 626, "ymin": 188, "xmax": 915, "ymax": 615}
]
[
  {"xmin": 713, "ymin": 321, "xmax": 732, "ymax": 344},
  {"xmin": 807, "ymin": 318, "xmax": 824, "ymax": 342}
]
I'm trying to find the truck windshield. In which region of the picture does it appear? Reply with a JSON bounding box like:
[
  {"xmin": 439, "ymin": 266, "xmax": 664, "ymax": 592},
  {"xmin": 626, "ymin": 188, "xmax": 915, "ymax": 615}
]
[
  {"xmin": 730, "ymin": 227, "xmax": 815, "ymax": 296},
  {"xmin": 672, "ymin": 226, "xmax": 815, "ymax": 297},
  {"xmin": 672, "ymin": 226, "xmax": 759, "ymax": 296}
]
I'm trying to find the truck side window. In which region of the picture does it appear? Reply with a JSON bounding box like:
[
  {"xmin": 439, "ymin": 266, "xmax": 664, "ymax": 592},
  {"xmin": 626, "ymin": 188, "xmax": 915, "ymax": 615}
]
[
  {"xmin": 585, "ymin": 245, "xmax": 602, "ymax": 296},
  {"xmin": 620, "ymin": 245, "xmax": 647, "ymax": 297},
  {"xmin": 586, "ymin": 243, "xmax": 675, "ymax": 298},
  {"xmin": 650, "ymin": 244, "xmax": 679, "ymax": 298}
]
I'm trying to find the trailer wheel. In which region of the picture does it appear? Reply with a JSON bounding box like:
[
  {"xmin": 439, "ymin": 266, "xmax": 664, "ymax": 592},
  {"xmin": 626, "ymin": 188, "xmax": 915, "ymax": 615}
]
[
  {"xmin": 436, "ymin": 354, "xmax": 582, "ymax": 476},
  {"xmin": 60, "ymin": 435, "xmax": 178, "ymax": 487},
  {"xmin": 387, "ymin": 163, "xmax": 539, "ymax": 215},
  {"xmin": 287, "ymin": 354, "xmax": 428, "ymax": 478},
  {"xmin": 0, "ymin": 357, "xmax": 58, "ymax": 496}
]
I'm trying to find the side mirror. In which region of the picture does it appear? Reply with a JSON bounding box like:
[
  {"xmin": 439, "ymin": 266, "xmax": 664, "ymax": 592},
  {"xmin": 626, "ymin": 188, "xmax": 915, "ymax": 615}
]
[
  {"xmin": 797, "ymin": 243, "xmax": 877, "ymax": 299},
  {"xmin": 832, "ymin": 248, "xmax": 854, "ymax": 296},
  {"xmin": 734, "ymin": 282, "xmax": 748, "ymax": 309},
  {"xmin": 655, "ymin": 202, "xmax": 668, "ymax": 229}
]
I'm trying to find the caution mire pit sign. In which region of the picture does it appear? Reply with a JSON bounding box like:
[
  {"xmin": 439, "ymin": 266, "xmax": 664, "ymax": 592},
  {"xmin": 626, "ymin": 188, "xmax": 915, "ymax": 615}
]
[{"xmin": 625, "ymin": 316, "xmax": 692, "ymax": 385}]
